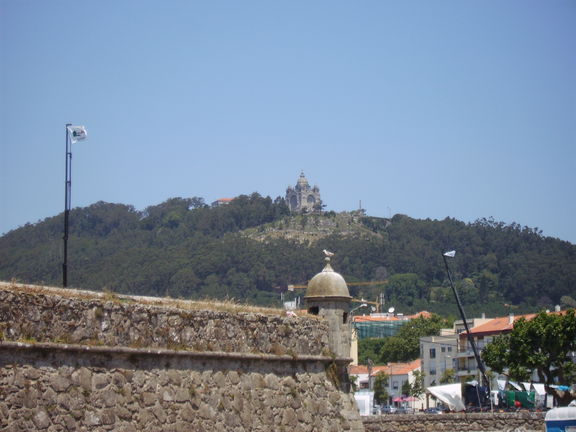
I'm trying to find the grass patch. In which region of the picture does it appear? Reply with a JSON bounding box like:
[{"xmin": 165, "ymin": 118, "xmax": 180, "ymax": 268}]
[{"xmin": 0, "ymin": 281, "xmax": 289, "ymax": 316}]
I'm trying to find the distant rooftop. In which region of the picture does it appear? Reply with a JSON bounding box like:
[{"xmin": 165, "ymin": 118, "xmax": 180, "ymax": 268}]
[
  {"xmin": 465, "ymin": 310, "xmax": 568, "ymax": 336},
  {"xmin": 211, "ymin": 198, "xmax": 234, "ymax": 207},
  {"xmin": 349, "ymin": 359, "xmax": 421, "ymax": 377}
]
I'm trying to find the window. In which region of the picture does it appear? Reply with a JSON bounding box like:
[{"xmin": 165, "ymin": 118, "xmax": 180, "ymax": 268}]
[
  {"xmin": 393, "ymin": 381, "xmax": 399, "ymax": 390},
  {"xmin": 430, "ymin": 368, "xmax": 436, "ymax": 376},
  {"xmin": 441, "ymin": 346, "xmax": 446, "ymax": 353},
  {"xmin": 448, "ymin": 346, "xmax": 452, "ymax": 352},
  {"xmin": 430, "ymin": 348, "xmax": 436, "ymax": 359},
  {"xmin": 308, "ymin": 306, "xmax": 319, "ymax": 315}
]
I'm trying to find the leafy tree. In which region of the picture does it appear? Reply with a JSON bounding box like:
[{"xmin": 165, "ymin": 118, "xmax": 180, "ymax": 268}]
[
  {"xmin": 380, "ymin": 337, "xmax": 412, "ymax": 364},
  {"xmin": 401, "ymin": 380, "xmax": 411, "ymax": 397},
  {"xmin": 358, "ymin": 338, "xmax": 387, "ymax": 365},
  {"xmin": 561, "ymin": 295, "xmax": 576, "ymax": 309},
  {"xmin": 386, "ymin": 273, "xmax": 427, "ymax": 306},
  {"xmin": 439, "ymin": 368, "xmax": 456, "ymax": 384},
  {"xmin": 189, "ymin": 196, "xmax": 208, "ymax": 209},
  {"xmin": 409, "ymin": 370, "xmax": 425, "ymax": 398},
  {"xmin": 1, "ymin": 199, "xmax": 575, "ymax": 313},
  {"xmin": 380, "ymin": 315, "xmax": 452, "ymax": 363},
  {"xmin": 373, "ymin": 372, "xmax": 389, "ymax": 405},
  {"xmin": 483, "ymin": 310, "xmax": 576, "ymax": 406}
]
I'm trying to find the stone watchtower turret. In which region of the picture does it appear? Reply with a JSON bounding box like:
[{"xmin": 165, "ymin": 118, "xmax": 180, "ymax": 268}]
[
  {"xmin": 304, "ymin": 255, "xmax": 352, "ymax": 358},
  {"xmin": 285, "ymin": 171, "xmax": 321, "ymax": 213}
]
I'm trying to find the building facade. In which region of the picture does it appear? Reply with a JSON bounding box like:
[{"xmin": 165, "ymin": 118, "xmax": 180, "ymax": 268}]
[
  {"xmin": 349, "ymin": 359, "xmax": 425, "ymax": 411},
  {"xmin": 419, "ymin": 316, "xmax": 491, "ymax": 391},
  {"xmin": 420, "ymin": 334, "xmax": 458, "ymax": 389},
  {"xmin": 286, "ymin": 171, "xmax": 321, "ymax": 213}
]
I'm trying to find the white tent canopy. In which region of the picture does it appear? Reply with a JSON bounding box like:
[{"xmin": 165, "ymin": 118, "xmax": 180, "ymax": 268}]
[
  {"xmin": 497, "ymin": 379, "xmax": 523, "ymax": 391},
  {"xmin": 427, "ymin": 383, "xmax": 466, "ymax": 412},
  {"xmin": 531, "ymin": 383, "xmax": 546, "ymax": 396}
]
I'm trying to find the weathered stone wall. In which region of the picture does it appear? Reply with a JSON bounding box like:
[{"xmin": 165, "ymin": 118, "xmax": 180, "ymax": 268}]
[
  {"xmin": 0, "ymin": 283, "xmax": 364, "ymax": 431},
  {"xmin": 0, "ymin": 342, "xmax": 362, "ymax": 432},
  {"xmin": 362, "ymin": 412, "xmax": 545, "ymax": 432},
  {"xmin": 0, "ymin": 284, "xmax": 328, "ymax": 356},
  {"xmin": 2, "ymin": 283, "xmax": 545, "ymax": 432}
]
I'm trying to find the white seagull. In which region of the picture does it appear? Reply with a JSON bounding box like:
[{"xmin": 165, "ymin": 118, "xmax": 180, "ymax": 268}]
[{"xmin": 323, "ymin": 249, "xmax": 334, "ymax": 257}]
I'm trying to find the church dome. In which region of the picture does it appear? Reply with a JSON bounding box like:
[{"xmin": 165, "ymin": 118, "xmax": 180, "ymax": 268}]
[
  {"xmin": 305, "ymin": 258, "xmax": 351, "ymax": 299},
  {"xmin": 296, "ymin": 171, "xmax": 309, "ymax": 189}
]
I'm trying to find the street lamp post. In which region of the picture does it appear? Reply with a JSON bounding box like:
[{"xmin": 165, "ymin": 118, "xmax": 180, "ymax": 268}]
[
  {"xmin": 389, "ymin": 364, "xmax": 393, "ymax": 406},
  {"xmin": 442, "ymin": 250, "xmax": 492, "ymax": 410},
  {"xmin": 63, "ymin": 124, "xmax": 71, "ymax": 287},
  {"xmin": 350, "ymin": 303, "xmax": 368, "ymax": 316}
]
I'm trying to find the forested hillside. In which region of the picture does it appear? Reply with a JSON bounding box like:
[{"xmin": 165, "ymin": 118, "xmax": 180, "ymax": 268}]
[{"xmin": 1, "ymin": 194, "xmax": 575, "ymax": 316}]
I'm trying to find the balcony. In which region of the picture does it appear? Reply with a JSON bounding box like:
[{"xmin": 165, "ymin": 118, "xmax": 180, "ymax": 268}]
[{"xmin": 457, "ymin": 341, "xmax": 488, "ymax": 356}]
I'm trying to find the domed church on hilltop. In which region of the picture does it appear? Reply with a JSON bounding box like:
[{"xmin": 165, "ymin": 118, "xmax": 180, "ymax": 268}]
[{"xmin": 285, "ymin": 171, "xmax": 322, "ymax": 213}]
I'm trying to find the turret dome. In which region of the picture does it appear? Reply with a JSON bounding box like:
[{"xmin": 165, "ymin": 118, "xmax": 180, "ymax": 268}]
[{"xmin": 305, "ymin": 258, "xmax": 351, "ymax": 299}]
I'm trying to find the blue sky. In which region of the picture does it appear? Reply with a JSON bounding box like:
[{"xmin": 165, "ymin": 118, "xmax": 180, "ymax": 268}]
[{"xmin": 1, "ymin": 1, "xmax": 575, "ymax": 243}]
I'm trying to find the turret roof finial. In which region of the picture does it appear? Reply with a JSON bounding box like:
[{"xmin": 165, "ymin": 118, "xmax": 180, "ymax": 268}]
[{"xmin": 305, "ymin": 249, "xmax": 350, "ymax": 298}]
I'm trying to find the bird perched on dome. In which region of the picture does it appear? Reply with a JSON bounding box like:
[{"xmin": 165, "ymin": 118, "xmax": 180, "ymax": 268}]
[{"xmin": 323, "ymin": 249, "xmax": 334, "ymax": 257}]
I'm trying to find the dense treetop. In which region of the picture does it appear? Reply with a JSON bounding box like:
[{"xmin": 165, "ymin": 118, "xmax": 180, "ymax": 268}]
[
  {"xmin": 1, "ymin": 194, "xmax": 574, "ymax": 314},
  {"xmin": 483, "ymin": 310, "xmax": 576, "ymax": 405},
  {"xmin": 358, "ymin": 315, "xmax": 452, "ymax": 365}
]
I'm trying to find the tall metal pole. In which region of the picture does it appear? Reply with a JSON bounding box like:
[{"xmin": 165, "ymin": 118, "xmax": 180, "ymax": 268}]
[
  {"xmin": 63, "ymin": 124, "xmax": 72, "ymax": 287},
  {"xmin": 442, "ymin": 253, "xmax": 492, "ymax": 409}
]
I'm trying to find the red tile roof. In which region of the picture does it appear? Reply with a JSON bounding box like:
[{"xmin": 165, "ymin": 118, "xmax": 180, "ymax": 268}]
[
  {"xmin": 349, "ymin": 359, "xmax": 421, "ymax": 377},
  {"xmin": 406, "ymin": 311, "xmax": 433, "ymax": 319},
  {"xmin": 353, "ymin": 315, "xmax": 401, "ymax": 322},
  {"xmin": 465, "ymin": 310, "xmax": 568, "ymax": 337},
  {"xmin": 352, "ymin": 311, "xmax": 432, "ymax": 322}
]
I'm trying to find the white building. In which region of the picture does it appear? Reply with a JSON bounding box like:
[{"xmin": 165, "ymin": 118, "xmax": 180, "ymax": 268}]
[
  {"xmin": 349, "ymin": 359, "xmax": 425, "ymax": 412},
  {"xmin": 420, "ymin": 334, "xmax": 458, "ymax": 389}
]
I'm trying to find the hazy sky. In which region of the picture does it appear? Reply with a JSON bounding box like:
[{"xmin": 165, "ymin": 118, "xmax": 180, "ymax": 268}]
[{"xmin": 1, "ymin": 1, "xmax": 575, "ymax": 243}]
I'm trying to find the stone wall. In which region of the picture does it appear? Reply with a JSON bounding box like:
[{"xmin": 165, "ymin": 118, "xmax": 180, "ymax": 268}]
[
  {"xmin": 0, "ymin": 283, "xmax": 328, "ymax": 356},
  {"xmin": 0, "ymin": 283, "xmax": 364, "ymax": 431},
  {"xmin": 362, "ymin": 412, "xmax": 545, "ymax": 432},
  {"xmin": 1, "ymin": 283, "xmax": 544, "ymax": 432},
  {"xmin": 0, "ymin": 342, "xmax": 362, "ymax": 432}
]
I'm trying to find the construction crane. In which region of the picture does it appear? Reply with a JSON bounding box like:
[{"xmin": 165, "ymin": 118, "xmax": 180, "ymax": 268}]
[
  {"xmin": 286, "ymin": 281, "xmax": 388, "ymax": 313},
  {"xmin": 351, "ymin": 297, "xmax": 382, "ymax": 313},
  {"xmin": 287, "ymin": 280, "xmax": 388, "ymax": 291}
]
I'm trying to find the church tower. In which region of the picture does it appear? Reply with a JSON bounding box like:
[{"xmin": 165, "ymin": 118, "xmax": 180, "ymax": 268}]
[{"xmin": 285, "ymin": 171, "xmax": 321, "ymax": 213}]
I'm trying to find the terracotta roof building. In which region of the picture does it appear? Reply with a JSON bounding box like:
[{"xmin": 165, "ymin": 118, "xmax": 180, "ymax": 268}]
[
  {"xmin": 456, "ymin": 310, "xmax": 567, "ymax": 383},
  {"xmin": 349, "ymin": 360, "xmax": 424, "ymax": 409},
  {"xmin": 211, "ymin": 198, "xmax": 234, "ymax": 207}
]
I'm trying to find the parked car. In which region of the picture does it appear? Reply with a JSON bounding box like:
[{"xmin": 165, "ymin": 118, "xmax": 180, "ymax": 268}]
[
  {"xmin": 381, "ymin": 405, "xmax": 397, "ymax": 414},
  {"xmin": 424, "ymin": 407, "xmax": 444, "ymax": 415},
  {"xmin": 396, "ymin": 407, "xmax": 415, "ymax": 414},
  {"xmin": 372, "ymin": 404, "xmax": 382, "ymax": 415}
]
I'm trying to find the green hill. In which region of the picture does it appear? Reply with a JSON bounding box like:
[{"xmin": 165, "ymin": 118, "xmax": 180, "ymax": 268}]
[{"xmin": 1, "ymin": 194, "xmax": 575, "ymax": 316}]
